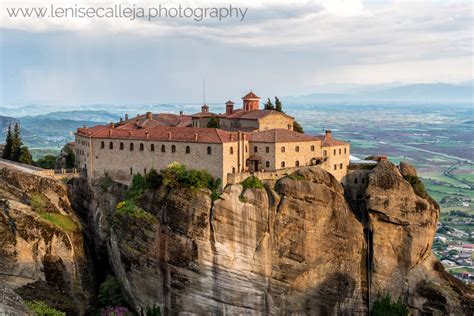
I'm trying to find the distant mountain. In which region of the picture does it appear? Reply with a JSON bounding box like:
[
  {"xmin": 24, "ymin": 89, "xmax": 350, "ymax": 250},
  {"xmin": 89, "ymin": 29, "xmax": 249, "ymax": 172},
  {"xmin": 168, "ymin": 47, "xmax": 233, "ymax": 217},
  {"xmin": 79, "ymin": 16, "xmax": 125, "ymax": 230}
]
[
  {"xmin": 20, "ymin": 110, "xmax": 120, "ymax": 123},
  {"xmin": 284, "ymin": 83, "xmax": 473, "ymax": 105},
  {"xmin": 0, "ymin": 115, "xmax": 19, "ymax": 138}
]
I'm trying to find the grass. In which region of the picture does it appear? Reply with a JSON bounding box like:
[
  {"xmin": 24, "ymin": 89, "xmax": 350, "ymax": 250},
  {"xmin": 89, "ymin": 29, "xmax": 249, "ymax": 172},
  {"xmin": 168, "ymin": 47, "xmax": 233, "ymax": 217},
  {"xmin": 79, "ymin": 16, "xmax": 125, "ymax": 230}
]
[
  {"xmin": 115, "ymin": 200, "xmax": 156, "ymax": 223},
  {"xmin": 241, "ymin": 176, "xmax": 264, "ymax": 190},
  {"xmin": 30, "ymin": 192, "xmax": 57, "ymax": 213},
  {"xmin": 39, "ymin": 213, "xmax": 79, "ymax": 232},
  {"xmin": 26, "ymin": 300, "xmax": 65, "ymax": 316}
]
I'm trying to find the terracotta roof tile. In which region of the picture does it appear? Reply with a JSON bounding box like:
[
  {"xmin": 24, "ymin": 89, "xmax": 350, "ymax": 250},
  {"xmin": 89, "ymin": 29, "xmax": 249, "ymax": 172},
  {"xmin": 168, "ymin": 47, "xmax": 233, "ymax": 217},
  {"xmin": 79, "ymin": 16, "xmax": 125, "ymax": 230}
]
[{"xmin": 242, "ymin": 91, "xmax": 260, "ymax": 99}]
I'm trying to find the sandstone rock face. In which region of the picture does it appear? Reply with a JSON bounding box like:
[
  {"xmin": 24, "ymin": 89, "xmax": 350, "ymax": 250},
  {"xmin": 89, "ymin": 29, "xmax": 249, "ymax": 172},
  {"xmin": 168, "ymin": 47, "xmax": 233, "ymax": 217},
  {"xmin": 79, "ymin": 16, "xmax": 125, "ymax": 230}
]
[
  {"xmin": 67, "ymin": 164, "xmax": 473, "ymax": 315},
  {"xmin": 0, "ymin": 167, "xmax": 95, "ymax": 315},
  {"xmin": 399, "ymin": 161, "xmax": 417, "ymax": 177},
  {"xmin": 0, "ymin": 284, "xmax": 32, "ymax": 316}
]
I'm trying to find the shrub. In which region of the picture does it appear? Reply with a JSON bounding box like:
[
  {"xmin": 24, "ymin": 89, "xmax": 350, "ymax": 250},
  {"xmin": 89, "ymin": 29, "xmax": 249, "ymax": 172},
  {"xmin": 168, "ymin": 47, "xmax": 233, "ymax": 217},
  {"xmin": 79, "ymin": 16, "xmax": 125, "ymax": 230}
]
[
  {"xmin": 404, "ymin": 174, "xmax": 428, "ymax": 198},
  {"xmin": 116, "ymin": 200, "xmax": 156, "ymax": 223},
  {"xmin": 26, "ymin": 300, "xmax": 65, "ymax": 316},
  {"xmin": 145, "ymin": 169, "xmax": 163, "ymax": 189},
  {"xmin": 146, "ymin": 304, "xmax": 161, "ymax": 316},
  {"xmin": 371, "ymin": 293, "xmax": 408, "ymax": 316},
  {"xmin": 242, "ymin": 176, "xmax": 264, "ymax": 190},
  {"xmin": 100, "ymin": 176, "xmax": 114, "ymax": 192},
  {"xmin": 288, "ymin": 173, "xmax": 305, "ymax": 181},
  {"xmin": 35, "ymin": 155, "xmax": 57, "ymax": 169},
  {"xmin": 127, "ymin": 174, "xmax": 147, "ymax": 200},
  {"xmin": 98, "ymin": 276, "xmax": 129, "ymax": 308}
]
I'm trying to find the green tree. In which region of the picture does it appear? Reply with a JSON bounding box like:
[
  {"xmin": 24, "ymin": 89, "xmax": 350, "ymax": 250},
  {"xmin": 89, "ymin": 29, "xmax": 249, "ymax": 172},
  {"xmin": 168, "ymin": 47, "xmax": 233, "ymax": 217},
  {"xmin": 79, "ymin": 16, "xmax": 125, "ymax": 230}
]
[
  {"xmin": 35, "ymin": 155, "xmax": 57, "ymax": 169},
  {"xmin": 10, "ymin": 123, "xmax": 22, "ymax": 161},
  {"xmin": 207, "ymin": 117, "xmax": 220, "ymax": 128},
  {"xmin": 293, "ymin": 121, "xmax": 304, "ymax": 133},
  {"xmin": 264, "ymin": 98, "xmax": 275, "ymax": 110},
  {"xmin": 2, "ymin": 124, "xmax": 13, "ymax": 159},
  {"xmin": 371, "ymin": 293, "xmax": 408, "ymax": 316},
  {"xmin": 18, "ymin": 146, "xmax": 33, "ymax": 165},
  {"xmin": 274, "ymin": 96, "xmax": 283, "ymax": 112},
  {"xmin": 63, "ymin": 146, "xmax": 75, "ymax": 168}
]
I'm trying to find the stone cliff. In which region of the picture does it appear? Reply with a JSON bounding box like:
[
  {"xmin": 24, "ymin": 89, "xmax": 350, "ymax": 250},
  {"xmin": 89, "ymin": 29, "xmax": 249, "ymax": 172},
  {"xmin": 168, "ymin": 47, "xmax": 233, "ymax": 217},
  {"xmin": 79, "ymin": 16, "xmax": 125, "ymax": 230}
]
[
  {"xmin": 0, "ymin": 167, "xmax": 95, "ymax": 315},
  {"xmin": 67, "ymin": 161, "xmax": 473, "ymax": 315}
]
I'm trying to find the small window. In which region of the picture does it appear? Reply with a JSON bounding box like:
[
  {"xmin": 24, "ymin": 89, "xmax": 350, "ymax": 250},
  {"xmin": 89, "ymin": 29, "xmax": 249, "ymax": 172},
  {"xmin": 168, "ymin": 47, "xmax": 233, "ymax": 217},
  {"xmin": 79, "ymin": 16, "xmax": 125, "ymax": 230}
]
[
  {"xmin": 100, "ymin": 141, "xmax": 105, "ymax": 149},
  {"xmin": 207, "ymin": 146, "xmax": 212, "ymax": 155},
  {"xmin": 120, "ymin": 142, "xmax": 124, "ymax": 150},
  {"xmin": 109, "ymin": 142, "xmax": 113, "ymax": 149},
  {"xmin": 151, "ymin": 144, "xmax": 155, "ymax": 151},
  {"xmin": 281, "ymin": 146, "xmax": 285, "ymax": 153},
  {"xmin": 245, "ymin": 146, "xmax": 248, "ymax": 153},
  {"xmin": 254, "ymin": 146, "xmax": 258, "ymax": 153},
  {"xmin": 171, "ymin": 145, "xmax": 176, "ymax": 153},
  {"xmin": 129, "ymin": 143, "xmax": 134, "ymax": 151},
  {"xmin": 339, "ymin": 149, "xmax": 342, "ymax": 155},
  {"xmin": 266, "ymin": 161, "xmax": 270, "ymax": 168},
  {"xmin": 161, "ymin": 144, "xmax": 166, "ymax": 152},
  {"xmin": 355, "ymin": 178, "xmax": 358, "ymax": 184},
  {"xmin": 344, "ymin": 148, "xmax": 347, "ymax": 154},
  {"xmin": 311, "ymin": 145, "xmax": 315, "ymax": 152},
  {"xmin": 334, "ymin": 164, "xmax": 337, "ymax": 170},
  {"xmin": 362, "ymin": 178, "xmax": 365, "ymax": 184},
  {"xmin": 323, "ymin": 150, "xmax": 327, "ymax": 156},
  {"xmin": 130, "ymin": 167, "xmax": 133, "ymax": 175},
  {"xmin": 266, "ymin": 147, "xmax": 269, "ymax": 153},
  {"xmin": 295, "ymin": 146, "xmax": 300, "ymax": 152},
  {"xmin": 144, "ymin": 168, "xmax": 147, "ymax": 174},
  {"xmin": 281, "ymin": 161, "xmax": 286, "ymax": 168},
  {"xmin": 295, "ymin": 160, "xmax": 300, "ymax": 167},
  {"xmin": 140, "ymin": 143, "xmax": 144, "ymax": 151},
  {"xmin": 230, "ymin": 147, "xmax": 234, "ymax": 155},
  {"xmin": 333, "ymin": 149, "xmax": 336, "ymax": 155},
  {"xmin": 339, "ymin": 163, "xmax": 343, "ymax": 169},
  {"xmin": 232, "ymin": 167, "xmax": 236, "ymax": 173},
  {"xmin": 186, "ymin": 146, "xmax": 190, "ymax": 154}
]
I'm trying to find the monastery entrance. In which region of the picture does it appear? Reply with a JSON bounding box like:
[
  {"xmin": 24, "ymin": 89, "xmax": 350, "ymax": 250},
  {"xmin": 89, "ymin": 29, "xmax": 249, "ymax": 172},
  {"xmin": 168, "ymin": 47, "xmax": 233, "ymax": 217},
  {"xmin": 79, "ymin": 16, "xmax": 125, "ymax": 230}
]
[{"xmin": 247, "ymin": 155, "xmax": 262, "ymax": 173}]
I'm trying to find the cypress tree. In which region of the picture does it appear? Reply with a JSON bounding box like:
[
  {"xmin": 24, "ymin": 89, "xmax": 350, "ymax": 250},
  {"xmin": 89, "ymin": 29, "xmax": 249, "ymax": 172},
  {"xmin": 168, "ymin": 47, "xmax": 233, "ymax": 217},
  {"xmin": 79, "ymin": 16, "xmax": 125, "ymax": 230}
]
[
  {"xmin": 264, "ymin": 98, "xmax": 275, "ymax": 110},
  {"xmin": 18, "ymin": 146, "xmax": 33, "ymax": 165},
  {"xmin": 2, "ymin": 124, "xmax": 13, "ymax": 159},
  {"xmin": 10, "ymin": 122, "xmax": 22, "ymax": 162},
  {"xmin": 275, "ymin": 96, "xmax": 283, "ymax": 113}
]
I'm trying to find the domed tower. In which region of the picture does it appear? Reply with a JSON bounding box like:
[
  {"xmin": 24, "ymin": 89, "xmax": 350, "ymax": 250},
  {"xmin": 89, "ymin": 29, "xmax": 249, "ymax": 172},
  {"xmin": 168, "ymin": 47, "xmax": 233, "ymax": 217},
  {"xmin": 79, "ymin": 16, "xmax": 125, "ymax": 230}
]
[{"xmin": 242, "ymin": 91, "xmax": 260, "ymax": 111}]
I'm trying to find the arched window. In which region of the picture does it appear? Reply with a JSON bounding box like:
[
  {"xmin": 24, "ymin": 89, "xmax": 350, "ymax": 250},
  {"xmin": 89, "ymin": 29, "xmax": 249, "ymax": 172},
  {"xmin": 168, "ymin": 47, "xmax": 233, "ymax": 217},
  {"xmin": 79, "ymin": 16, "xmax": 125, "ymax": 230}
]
[
  {"xmin": 144, "ymin": 168, "xmax": 147, "ymax": 174},
  {"xmin": 129, "ymin": 143, "xmax": 134, "ymax": 151},
  {"xmin": 266, "ymin": 161, "xmax": 270, "ymax": 168},
  {"xmin": 186, "ymin": 146, "xmax": 190, "ymax": 154},
  {"xmin": 339, "ymin": 163, "xmax": 343, "ymax": 169},
  {"xmin": 130, "ymin": 167, "xmax": 133, "ymax": 175},
  {"xmin": 344, "ymin": 148, "xmax": 347, "ymax": 154},
  {"xmin": 254, "ymin": 146, "xmax": 258, "ymax": 153},
  {"xmin": 232, "ymin": 167, "xmax": 236, "ymax": 173},
  {"xmin": 140, "ymin": 143, "xmax": 144, "ymax": 151},
  {"xmin": 207, "ymin": 146, "xmax": 212, "ymax": 155},
  {"xmin": 333, "ymin": 149, "xmax": 336, "ymax": 155},
  {"xmin": 339, "ymin": 148, "xmax": 342, "ymax": 155},
  {"xmin": 230, "ymin": 147, "xmax": 234, "ymax": 155},
  {"xmin": 120, "ymin": 142, "xmax": 124, "ymax": 150},
  {"xmin": 281, "ymin": 161, "xmax": 286, "ymax": 168},
  {"xmin": 355, "ymin": 178, "xmax": 358, "ymax": 184},
  {"xmin": 323, "ymin": 150, "xmax": 327, "ymax": 156},
  {"xmin": 171, "ymin": 145, "xmax": 176, "ymax": 153},
  {"xmin": 295, "ymin": 160, "xmax": 300, "ymax": 167},
  {"xmin": 266, "ymin": 147, "xmax": 269, "ymax": 153},
  {"xmin": 100, "ymin": 141, "xmax": 105, "ymax": 149},
  {"xmin": 281, "ymin": 146, "xmax": 285, "ymax": 153},
  {"xmin": 295, "ymin": 146, "xmax": 300, "ymax": 152},
  {"xmin": 361, "ymin": 178, "xmax": 365, "ymax": 184},
  {"xmin": 311, "ymin": 145, "xmax": 315, "ymax": 152},
  {"xmin": 161, "ymin": 144, "xmax": 166, "ymax": 152},
  {"xmin": 109, "ymin": 142, "xmax": 113, "ymax": 149},
  {"xmin": 151, "ymin": 144, "xmax": 155, "ymax": 151}
]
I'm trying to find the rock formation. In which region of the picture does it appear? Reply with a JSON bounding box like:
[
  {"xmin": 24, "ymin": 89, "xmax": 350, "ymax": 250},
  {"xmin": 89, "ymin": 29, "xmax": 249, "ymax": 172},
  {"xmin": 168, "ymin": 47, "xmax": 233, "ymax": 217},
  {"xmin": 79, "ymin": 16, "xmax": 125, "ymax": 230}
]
[
  {"xmin": 67, "ymin": 161, "xmax": 473, "ymax": 315},
  {"xmin": 0, "ymin": 167, "xmax": 95, "ymax": 315}
]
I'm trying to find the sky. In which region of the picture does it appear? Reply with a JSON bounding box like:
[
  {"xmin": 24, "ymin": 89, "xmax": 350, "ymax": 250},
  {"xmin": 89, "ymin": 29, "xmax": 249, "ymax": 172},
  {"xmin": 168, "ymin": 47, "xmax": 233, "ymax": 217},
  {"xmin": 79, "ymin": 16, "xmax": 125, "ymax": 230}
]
[{"xmin": 0, "ymin": 0, "xmax": 473, "ymax": 106}]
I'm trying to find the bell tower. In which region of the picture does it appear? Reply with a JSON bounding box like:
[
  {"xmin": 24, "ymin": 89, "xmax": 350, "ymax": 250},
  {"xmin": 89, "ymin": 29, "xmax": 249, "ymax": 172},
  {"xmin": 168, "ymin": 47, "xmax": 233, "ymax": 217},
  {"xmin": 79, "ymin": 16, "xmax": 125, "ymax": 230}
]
[{"xmin": 242, "ymin": 91, "xmax": 260, "ymax": 111}]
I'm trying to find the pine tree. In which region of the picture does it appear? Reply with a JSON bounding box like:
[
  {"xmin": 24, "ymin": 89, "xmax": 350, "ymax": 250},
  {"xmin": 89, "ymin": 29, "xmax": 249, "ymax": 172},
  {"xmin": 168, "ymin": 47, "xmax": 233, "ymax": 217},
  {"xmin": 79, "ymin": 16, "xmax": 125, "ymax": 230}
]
[
  {"xmin": 275, "ymin": 97, "xmax": 283, "ymax": 112},
  {"xmin": 293, "ymin": 121, "xmax": 304, "ymax": 133},
  {"xmin": 18, "ymin": 146, "xmax": 33, "ymax": 165},
  {"xmin": 2, "ymin": 124, "xmax": 13, "ymax": 159},
  {"xmin": 264, "ymin": 98, "xmax": 275, "ymax": 110},
  {"xmin": 10, "ymin": 122, "xmax": 22, "ymax": 162}
]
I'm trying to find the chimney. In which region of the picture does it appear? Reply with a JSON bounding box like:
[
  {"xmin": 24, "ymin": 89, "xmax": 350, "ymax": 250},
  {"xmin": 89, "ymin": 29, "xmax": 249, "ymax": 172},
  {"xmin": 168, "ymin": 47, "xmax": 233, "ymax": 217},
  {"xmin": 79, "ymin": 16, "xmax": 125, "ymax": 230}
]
[
  {"xmin": 179, "ymin": 110, "xmax": 183, "ymax": 116},
  {"xmin": 125, "ymin": 113, "xmax": 129, "ymax": 120},
  {"xmin": 325, "ymin": 130, "xmax": 332, "ymax": 140},
  {"xmin": 82, "ymin": 125, "xmax": 87, "ymax": 128},
  {"xmin": 145, "ymin": 131, "xmax": 149, "ymax": 139},
  {"xmin": 194, "ymin": 133, "xmax": 198, "ymax": 141},
  {"xmin": 225, "ymin": 100, "xmax": 234, "ymax": 115},
  {"xmin": 168, "ymin": 132, "xmax": 172, "ymax": 140},
  {"xmin": 110, "ymin": 121, "xmax": 114, "ymax": 128},
  {"xmin": 128, "ymin": 131, "xmax": 132, "ymax": 136},
  {"xmin": 229, "ymin": 134, "xmax": 233, "ymax": 140},
  {"xmin": 119, "ymin": 118, "xmax": 123, "ymax": 123},
  {"xmin": 201, "ymin": 104, "xmax": 209, "ymax": 113},
  {"xmin": 146, "ymin": 112, "xmax": 152, "ymax": 120},
  {"xmin": 108, "ymin": 130, "xmax": 112, "ymax": 136}
]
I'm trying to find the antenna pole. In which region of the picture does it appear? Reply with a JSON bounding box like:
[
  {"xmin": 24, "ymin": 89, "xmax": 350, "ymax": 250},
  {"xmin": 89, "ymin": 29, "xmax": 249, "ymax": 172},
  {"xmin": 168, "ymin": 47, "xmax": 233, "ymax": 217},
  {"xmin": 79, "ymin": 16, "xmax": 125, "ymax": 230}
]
[{"xmin": 203, "ymin": 78, "xmax": 206, "ymax": 104}]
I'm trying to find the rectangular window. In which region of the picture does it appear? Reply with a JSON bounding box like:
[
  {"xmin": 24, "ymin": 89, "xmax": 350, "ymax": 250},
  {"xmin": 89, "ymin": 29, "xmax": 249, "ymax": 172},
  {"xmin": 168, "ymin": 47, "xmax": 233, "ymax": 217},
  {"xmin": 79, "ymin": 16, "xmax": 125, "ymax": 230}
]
[
  {"xmin": 344, "ymin": 148, "xmax": 347, "ymax": 154},
  {"xmin": 254, "ymin": 146, "xmax": 258, "ymax": 153},
  {"xmin": 339, "ymin": 163, "xmax": 343, "ymax": 169},
  {"xmin": 334, "ymin": 164, "xmax": 337, "ymax": 170},
  {"xmin": 333, "ymin": 149, "xmax": 336, "ymax": 155},
  {"xmin": 281, "ymin": 147, "xmax": 285, "ymax": 153}
]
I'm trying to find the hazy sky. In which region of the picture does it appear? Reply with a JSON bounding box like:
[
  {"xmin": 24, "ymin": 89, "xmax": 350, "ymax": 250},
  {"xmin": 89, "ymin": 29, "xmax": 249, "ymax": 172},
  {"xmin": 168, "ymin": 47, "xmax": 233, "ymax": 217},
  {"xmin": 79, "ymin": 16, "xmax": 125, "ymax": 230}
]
[{"xmin": 1, "ymin": 0, "xmax": 472, "ymax": 105}]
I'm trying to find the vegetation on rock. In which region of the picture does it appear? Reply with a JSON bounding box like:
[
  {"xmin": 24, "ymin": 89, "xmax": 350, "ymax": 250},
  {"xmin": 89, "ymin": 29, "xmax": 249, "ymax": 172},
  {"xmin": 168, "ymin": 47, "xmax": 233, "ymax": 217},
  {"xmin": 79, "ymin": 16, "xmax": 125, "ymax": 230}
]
[
  {"xmin": 242, "ymin": 176, "xmax": 264, "ymax": 190},
  {"xmin": 116, "ymin": 200, "xmax": 156, "ymax": 223},
  {"xmin": 404, "ymin": 174, "xmax": 428, "ymax": 198},
  {"xmin": 371, "ymin": 294, "xmax": 408, "ymax": 316},
  {"xmin": 98, "ymin": 276, "xmax": 131, "ymax": 311},
  {"xmin": 26, "ymin": 300, "xmax": 66, "ymax": 316}
]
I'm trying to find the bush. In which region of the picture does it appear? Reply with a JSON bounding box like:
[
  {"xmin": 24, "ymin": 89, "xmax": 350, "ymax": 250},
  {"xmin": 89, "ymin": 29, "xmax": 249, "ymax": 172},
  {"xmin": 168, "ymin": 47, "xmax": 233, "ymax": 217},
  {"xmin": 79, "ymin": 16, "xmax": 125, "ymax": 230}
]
[
  {"xmin": 98, "ymin": 276, "xmax": 129, "ymax": 308},
  {"xmin": 371, "ymin": 293, "xmax": 408, "ymax": 316},
  {"xmin": 146, "ymin": 304, "xmax": 161, "ymax": 316},
  {"xmin": 26, "ymin": 300, "xmax": 65, "ymax": 316},
  {"xmin": 127, "ymin": 174, "xmax": 147, "ymax": 200},
  {"xmin": 242, "ymin": 176, "xmax": 264, "ymax": 190},
  {"xmin": 35, "ymin": 155, "xmax": 57, "ymax": 169},
  {"xmin": 404, "ymin": 174, "xmax": 428, "ymax": 198},
  {"xmin": 116, "ymin": 200, "xmax": 156, "ymax": 223}
]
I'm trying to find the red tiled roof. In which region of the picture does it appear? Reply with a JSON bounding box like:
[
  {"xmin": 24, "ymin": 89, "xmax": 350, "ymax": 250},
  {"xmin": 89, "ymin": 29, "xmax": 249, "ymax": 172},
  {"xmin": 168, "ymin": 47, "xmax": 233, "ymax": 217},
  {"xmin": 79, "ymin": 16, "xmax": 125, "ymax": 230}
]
[
  {"xmin": 250, "ymin": 129, "xmax": 321, "ymax": 143},
  {"xmin": 224, "ymin": 109, "xmax": 293, "ymax": 120},
  {"xmin": 242, "ymin": 91, "xmax": 260, "ymax": 99},
  {"xmin": 320, "ymin": 137, "xmax": 349, "ymax": 147},
  {"xmin": 119, "ymin": 113, "xmax": 192, "ymax": 129},
  {"xmin": 76, "ymin": 125, "xmax": 238, "ymax": 144}
]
